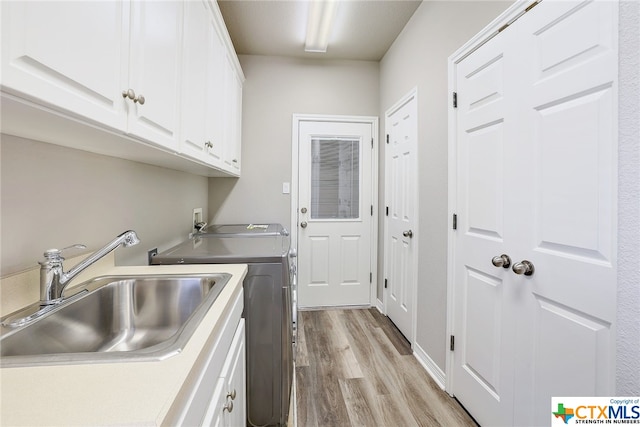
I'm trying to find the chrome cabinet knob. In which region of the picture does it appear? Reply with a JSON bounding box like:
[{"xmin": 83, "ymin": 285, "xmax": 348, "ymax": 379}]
[
  {"xmin": 223, "ymin": 400, "xmax": 233, "ymax": 413},
  {"xmin": 403, "ymin": 230, "xmax": 413, "ymax": 238},
  {"xmin": 134, "ymin": 94, "xmax": 145, "ymax": 105},
  {"xmin": 205, "ymin": 141, "xmax": 213, "ymax": 149},
  {"xmin": 226, "ymin": 389, "xmax": 236, "ymax": 400},
  {"xmin": 300, "ymin": 221, "xmax": 307, "ymax": 228},
  {"xmin": 512, "ymin": 260, "xmax": 534, "ymax": 276},
  {"xmin": 491, "ymin": 254, "xmax": 511, "ymax": 268}
]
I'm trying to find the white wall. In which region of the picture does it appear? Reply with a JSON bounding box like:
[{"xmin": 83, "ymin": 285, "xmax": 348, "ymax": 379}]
[
  {"xmin": 0, "ymin": 134, "xmax": 208, "ymax": 277},
  {"xmin": 379, "ymin": 1, "xmax": 512, "ymax": 374},
  {"xmin": 616, "ymin": 0, "xmax": 640, "ymax": 395},
  {"xmin": 208, "ymin": 55, "xmax": 379, "ymax": 229}
]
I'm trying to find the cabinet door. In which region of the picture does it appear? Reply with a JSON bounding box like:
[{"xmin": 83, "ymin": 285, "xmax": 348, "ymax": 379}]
[
  {"xmin": 1, "ymin": 1, "xmax": 127, "ymax": 130},
  {"xmin": 202, "ymin": 319, "xmax": 245, "ymax": 427},
  {"xmin": 222, "ymin": 54, "xmax": 242, "ymax": 174},
  {"xmin": 204, "ymin": 18, "xmax": 226, "ymax": 166},
  {"xmin": 127, "ymin": 0, "xmax": 181, "ymax": 150},
  {"xmin": 180, "ymin": 0, "xmax": 210, "ymax": 161},
  {"xmin": 223, "ymin": 320, "xmax": 246, "ymax": 427}
]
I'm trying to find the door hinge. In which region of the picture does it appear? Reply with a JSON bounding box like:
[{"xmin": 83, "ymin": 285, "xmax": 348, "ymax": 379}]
[
  {"xmin": 370, "ymin": 272, "xmax": 373, "ymax": 283},
  {"xmin": 386, "ymin": 206, "xmax": 389, "ymax": 216},
  {"xmin": 450, "ymin": 335, "xmax": 455, "ymax": 351},
  {"xmin": 452, "ymin": 92, "xmax": 458, "ymax": 108},
  {"xmin": 384, "ymin": 278, "xmax": 388, "ymax": 289},
  {"xmin": 371, "ymin": 137, "xmax": 374, "ymax": 148},
  {"xmin": 452, "ymin": 213, "xmax": 458, "ymax": 230},
  {"xmin": 371, "ymin": 205, "xmax": 374, "ymax": 216},
  {"xmin": 386, "ymin": 134, "xmax": 389, "ymax": 144}
]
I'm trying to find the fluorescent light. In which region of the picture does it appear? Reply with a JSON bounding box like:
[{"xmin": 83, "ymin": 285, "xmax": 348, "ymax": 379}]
[{"xmin": 305, "ymin": 0, "xmax": 338, "ymax": 53}]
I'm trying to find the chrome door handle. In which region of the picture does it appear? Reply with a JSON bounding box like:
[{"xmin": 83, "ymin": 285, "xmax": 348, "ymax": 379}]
[
  {"xmin": 300, "ymin": 221, "xmax": 307, "ymax": 228},
  {"xmin": 491, "ymin": 254, "xmax": 511, "ymax": 268},
  {"xmin": 512, "ymin": 260, "xmax": 534, "ymax": 276},
  {"xmin": 403, "ymin": 230, "xmax": 413, "ymax": 238}
]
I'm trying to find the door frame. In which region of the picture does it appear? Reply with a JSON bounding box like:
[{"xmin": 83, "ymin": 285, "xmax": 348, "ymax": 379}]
[
  {"xmin": 291, "ymin": 114, "xmax": 379, "ymax": 307},
  {"xmin": 445, "ymin": 0, "xmax": 541, "ymax": 395},
  {"xmin": 382, "ymin": 87, "xmax": 419, "ymax": 346}
]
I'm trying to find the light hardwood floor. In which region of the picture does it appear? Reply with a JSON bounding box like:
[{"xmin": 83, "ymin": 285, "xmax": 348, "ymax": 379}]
[{"xmin": 295, "ymin": 309, "xmax": 477, "ymax": 427}]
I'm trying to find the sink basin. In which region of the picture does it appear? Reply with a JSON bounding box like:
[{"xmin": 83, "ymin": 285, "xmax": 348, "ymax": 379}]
[{"xmin": 0, "ymin": 273, "xmax": 231, "ymax": 367}]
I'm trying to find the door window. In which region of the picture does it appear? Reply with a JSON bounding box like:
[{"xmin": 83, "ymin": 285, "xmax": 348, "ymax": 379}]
[{"xmin": 310, "ymin": 138, "xmax": 360, "ymax": 220}]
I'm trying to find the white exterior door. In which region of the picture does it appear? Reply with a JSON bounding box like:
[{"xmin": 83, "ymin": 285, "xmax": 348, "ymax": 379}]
[
  {"xmin": 450, "ymin": 1, "xmax": 618, "ymax": 426},
  {"xmin": 385, "ymin": 89, "xmax": 418, "ymax": 342},
  {"xmin": 297, "ymin": 119, "xmax": 374, "ymax": 307}
]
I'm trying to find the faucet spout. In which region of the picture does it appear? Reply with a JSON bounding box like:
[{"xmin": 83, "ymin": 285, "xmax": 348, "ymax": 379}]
[{"xmin": 39, "ymin": 230, "xmax": 140, "ymax": 305}]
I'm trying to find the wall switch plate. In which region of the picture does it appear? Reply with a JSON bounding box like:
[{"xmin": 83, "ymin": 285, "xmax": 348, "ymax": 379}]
[{"xmin": 282, "ymin": 182, "xmax": 290, "ymax": 194}]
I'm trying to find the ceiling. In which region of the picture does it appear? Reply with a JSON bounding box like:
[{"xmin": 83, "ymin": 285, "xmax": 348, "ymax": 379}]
[{"xmin": 218, "ymin": 0, "xmax": 422, "ymax": 61}]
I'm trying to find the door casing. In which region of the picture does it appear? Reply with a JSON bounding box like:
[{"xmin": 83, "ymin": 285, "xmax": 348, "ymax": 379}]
[{"xmin": 291, "ymin": 114, "xmax": 379, "ymax": 307}]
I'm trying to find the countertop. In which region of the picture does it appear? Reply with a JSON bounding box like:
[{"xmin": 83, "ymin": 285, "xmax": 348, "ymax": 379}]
[{"xmin": 0, "ymin": 264, "xmax": 247, "ymax": 426}]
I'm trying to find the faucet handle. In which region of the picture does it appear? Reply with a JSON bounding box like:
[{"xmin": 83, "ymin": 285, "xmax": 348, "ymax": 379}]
[{"xmin": 43, "ymin": 244, "xmax": 87, "ymax": 260}]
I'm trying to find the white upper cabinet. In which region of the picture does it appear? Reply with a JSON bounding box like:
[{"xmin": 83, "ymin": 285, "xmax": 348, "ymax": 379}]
[
  {"xmin": 0, "ymin": 0, "xmax": 243, "ymax": 177},
  {"xmin": 180, "ymin": 0, "xmax": 224, "ymax": 168},
  {"xmin": 1, "ymin": 1, "xmax": 127, "ymax": 130},
  {"xmin": 125, "ymin": 1, "xmax": 182, "ymax": 150},
  {"xmin": 222, "ymin": 52, "xmax": 242, "ymax": 175}
]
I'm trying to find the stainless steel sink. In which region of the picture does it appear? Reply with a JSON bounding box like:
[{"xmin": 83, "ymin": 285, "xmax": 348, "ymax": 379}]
[{"xmin": 0, "ymin": 273, "xmax": 231, "ymax": 367}]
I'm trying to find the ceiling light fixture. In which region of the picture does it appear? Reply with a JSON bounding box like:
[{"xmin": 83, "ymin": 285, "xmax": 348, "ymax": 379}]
[{"xmin": 305, "ymin": 0, "xmax": 338, "ymax": 53}]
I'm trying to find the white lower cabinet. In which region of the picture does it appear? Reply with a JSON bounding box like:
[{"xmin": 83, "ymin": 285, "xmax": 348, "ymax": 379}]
[
  {"xmin": 167, "ymin": 290, "xmax": 245, "ymax": 427},
  {"xmin": 202, "ymin": 320, "xmax": 246, "ymax": 427}
]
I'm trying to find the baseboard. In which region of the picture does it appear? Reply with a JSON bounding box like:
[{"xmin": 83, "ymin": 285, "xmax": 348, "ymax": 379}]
[
  {"xmin": 413, "ymin": 342, "xmax": 446, "ymax": 390},
  {"xmin": 375, "ymin": 298, "xmax": 384, "ymax": 313}
]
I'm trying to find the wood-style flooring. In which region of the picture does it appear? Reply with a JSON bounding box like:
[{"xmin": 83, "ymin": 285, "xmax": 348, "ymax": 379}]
[{"xmin": 295, "ymin": 309, "xmax": 477, "ymax": 427}]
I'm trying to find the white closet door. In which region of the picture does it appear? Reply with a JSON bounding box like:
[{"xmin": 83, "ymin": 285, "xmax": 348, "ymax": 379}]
[
  {"xmin": 512, "ymin": 1, "xmax": 618, "ymax": 424},
  {"xmin": 452, "ymin": 27, "xmax": 518, "ymax": 427},
  {"xmin": 452, "ymin": 1, "xmax": 618, "ymax": 425}
]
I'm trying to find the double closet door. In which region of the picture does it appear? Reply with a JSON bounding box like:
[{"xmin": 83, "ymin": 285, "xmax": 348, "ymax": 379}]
[{"xmin": 451, "ymin": 1, "xmax": 618, "ymax": 425}]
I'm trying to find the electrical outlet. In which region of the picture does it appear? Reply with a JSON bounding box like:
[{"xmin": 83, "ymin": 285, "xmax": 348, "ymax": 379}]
[
  {"xmin": 192, "ymin": 208, "xmax": 203, "ymax": 230},
  {"xmin": 147, "ymin": 248, "xmax": 158, "ymax": 265}
]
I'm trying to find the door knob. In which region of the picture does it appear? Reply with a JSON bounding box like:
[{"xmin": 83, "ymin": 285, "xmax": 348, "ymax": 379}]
[
  {"xmin": 403, "ymin": 230, "xmax": 413, "ymax": 238},
  {"xmin": 223, "ymin": 400, "xmax": 233, "ymax": 413},
  {"xmin": 300, "ymin": 221, "xmax": 307, "ymax": 228},
  {"xmin": 301, "ymin": 207, "xmax": 307, "ymax": 214},
  {"xmin": 491, "ymin": 254, "xmax": 511, "ymax": 268},
  {"xmin": 512, "ymin": 260, "xmax": 534, "ymax": 276}
]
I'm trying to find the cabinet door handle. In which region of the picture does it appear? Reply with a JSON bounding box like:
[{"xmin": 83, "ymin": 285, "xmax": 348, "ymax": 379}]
[
  {"xmin": 223, "ymin": 400, "xmax": 233, "ymax": 413},
  {"xmin": 121, "ymin": 89, "xmax": 145, "ymax": 105},
  {"xmin": 226, "ymin": 389, "xmax": 236, "ymax": 400}
]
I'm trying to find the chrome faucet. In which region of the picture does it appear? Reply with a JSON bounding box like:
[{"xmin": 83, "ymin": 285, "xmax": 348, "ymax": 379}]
[{"xmin": 39, "ymin": 230, "xmax": 140, "ymax": 306}]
